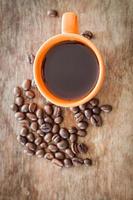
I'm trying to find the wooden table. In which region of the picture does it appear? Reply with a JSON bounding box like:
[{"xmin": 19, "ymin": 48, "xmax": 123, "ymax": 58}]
[{"xmin": 0, "ymin": 0, "xmax": 133, "ymax": 199}]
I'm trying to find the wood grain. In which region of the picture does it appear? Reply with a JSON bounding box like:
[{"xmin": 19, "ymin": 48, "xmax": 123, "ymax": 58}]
[{"xmin": 0, "ymin": 0, "xmax": 133, "ymax": 199}]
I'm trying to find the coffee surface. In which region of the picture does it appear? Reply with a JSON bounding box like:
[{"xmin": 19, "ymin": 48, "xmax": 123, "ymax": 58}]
[{"xmin": 42, "ymin": 41, "xmax": 99, "ymax": 99}]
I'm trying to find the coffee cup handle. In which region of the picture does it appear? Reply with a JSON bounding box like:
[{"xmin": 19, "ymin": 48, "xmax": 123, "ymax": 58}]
[{"xmin": 62, "ymin": 12, "xmax": 79, "ymax": 34}]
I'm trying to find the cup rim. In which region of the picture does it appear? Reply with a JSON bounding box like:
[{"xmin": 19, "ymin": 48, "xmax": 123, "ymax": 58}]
[{"xmin": 33, "ymin": 33, "xmax": 105, "ymax": 107}]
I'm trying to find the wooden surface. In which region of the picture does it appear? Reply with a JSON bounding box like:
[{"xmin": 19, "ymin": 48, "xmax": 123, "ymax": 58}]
[{"xmin": 0, "ymin": 0, "xmax": 133, "ymax": 199}]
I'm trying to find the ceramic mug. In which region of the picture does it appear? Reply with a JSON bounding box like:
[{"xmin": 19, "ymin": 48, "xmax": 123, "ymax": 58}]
[{"xmin": 33, "ymin": 12, "xmax": 105, "ymax": 107}]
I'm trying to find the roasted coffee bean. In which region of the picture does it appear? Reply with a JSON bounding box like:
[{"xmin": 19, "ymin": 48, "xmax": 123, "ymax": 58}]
[
  {"xmin": 40, "ymin": 142, "xmax": 48, "ymax": 148},
  {"xmin": 59, "ymin": 128, "xmax": 70, "ymax": 139},
  {"xmin": 81, "ymin": 30, "xmax": 94, "ymax": 39},
  {"xmin": 64, "ymin": 158, "xmax": 73, "ymax": 168},
  {"xmin": 68, "ymin": 127, "xmax": 77, "ymax": 134},
  {"xmin": 15, "ymin": 112, "xmax": 25, "ymax": 121},
  {"xmin": 84, "ymin": 109, "xmax": 92, "ymax": 119},
  {"xmin": 71, "ymin": 143, "xmax": 78, "ymax": 154},
  {"xmin": 38, "ymin": 118, "xmax": 44, "ymax": 126},
  {"xmin": 27, "ymin": 133, "xmax": 35, "ymax": 142},
  {"xmin": 52, "ymin": 159, "xmax": 63, "ymax": 167},
  {"xmin": 84, "ymin": 158, "xmax": 92, "ymax": 166},
  {"xmin": 27, "ymin": 54, "xmax": 35, "ymax": 65},
  {"xmin": 30, "ymin": 122, "xmax": 38, "ymax": 131},
  {"xmin": 40, "ymin": 123, "xmax": 52, "ymax": 133},
  {"xmin": 47, "ymin": 9, "xmax": 58, "ymax": 17},
  {"xmin": 69, "ymin": 134, "xmax": 77, "ymax": 142},
  {"xmin": 100, "ymin": 105, "xmax": 112, "ymax": 113},
  {"xmin": 24, "ymin": 148, "xmax": 35, "ymax": 156},
  {"xmin": 77, "ymin": 121, "xmax": 88, "ymax": 130},
  {"xmin": 72, "ymin": 157, "xmax": 83, "ymax": 166},
  {"xmin": 36, "ymin": 149, "xmax": 45, "ymax": 158},
  {"xmin": 55, "ymin": 152, "xmax": 65, "ymax": 160},
  {"xmin": 37, "ymin": 129, "xmax": 45, "ymax": 137},
  {"xmin": 44, "ymin": 132, "xmax": 53, "ymax": 143},
  {"xmin": 25, "ymin": 90, "xmax": 35, "ymax": 99},
  {"xmin": 52, "ymin": 124, "xmax": 60, "ymax": 134},
  {"xmin": 44, "ymin": 104, "xmax": 53, "ymax": 115},
  {"xmin": 10, "ymin": 103, "xmax": 18, "ymax": 112},
  {"xmin": 44, "ymin": 152, "xmax": 54, "ymax": 160},
  {"xmin": 26, "ymin": 142, "xmax": 36, "ymax": 151},
  {"xmin": 70, "ymin": 107, "xmax": 79, "ymax": 114},
  {"xmin": 36, "ymin": 108, "xmax": 43, "ymax": 118},
  {"xmin": 77, "ymin": 143, "xmax": 88, "ymax": 153},
  {"xmin": 22, "ymin": 79, "xmax": 31, "ymax": 91},
  {"xmin": 92, "ymin": 106, "xmax": 101, "ymax": 114},
  {"xmin": 79, "ymin": 104, "xmax": 86, "ymax": 111},
  {"xmin": 26, "ymin": 113, "xmax": 37, "ymax": 121},
  {"xmin": 31, "ymin": 79, "xmax": 37, "ymax": 88},
  {"xmin": 29, "ymin": 103, "xmax": 37, "ymax": 113},
  {"xmin": 34, "ymin": 136, "xmax": 42, "ymax": 145},
  {"xmin": 52, "ymin": 134, "xmax": 61, "ymax": 143},
  {"xmin": 74, "ymin": 112, "xmax": 84, "ymax": 123},
  {"xmin": 20, "ymin": 127, "xmax": 28, "ymax": 136},
  {"xmin": 21, "ymin": 104, "xmax": 29, "ymax": 113},
  {"xmin": 90, "ymin": 114, "xmax": 102, "ymax": 126},
  {"xmin": 48, "ymin": 144, "xmax": 58, "ymax": 152},
  {"xmin": 53, "ymin": 106, "xmax": 61, "ymax": 117},
  {"xmin": 77, "ymin": 130, "xmax": 87, "ymax": 137},
  {"xmin": 54, "ymin": 116, "xmax": 63, "ymax": 124},
  {"xmin": 17, "ymin": 135, "xmax": 27, "ymax": 145},
  {"xmin": 19, "ymin": 119, "xmax": 30, "ymax": 127},
  {"xmin": 89, "ymin": 98, "xmax": 99, "ymax": 107},
  {"xmin": 13, "ymin": 86, "xmax": 21, "ymax": 97},
  {"xmin": 57, "ymin": 140, "xmax": 69, "ymax": 150},
  {"xmin": 86, "ymin": 102, "xmax": 94, "ymax": 109},
  {"xmin": 65, "ymin": 148, "xmax": 75, "ymax": 158},
  {"xmin": 44, "ymin": 116, "xmax": 53, "ymax": 124},
  {"xmin": 15, "ymin": 96, "xmax": 24, "ymax": 106}
]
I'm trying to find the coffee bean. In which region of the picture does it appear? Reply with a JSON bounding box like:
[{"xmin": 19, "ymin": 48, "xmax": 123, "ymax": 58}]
[
  {"xmin": 25, "ymin": 90, "xmax": 35, "ymax": 99},
  {"xmin": 36, "ymin": 108, "xmax": 43, "ymax": 118},
  {"xmin": 21, "ymin": 104, "xmax": 29, "ymax": 113},
  {"xmin": 38, "ymin": 118, "xmax": 44, "ymax": 126},
  {"xmin": 84, "ymin": 109, "xmax": 92, "ymax": 119},
  {"xmin": 44, "ymin": 116, "xmax": 53, "ymax": 124},
  {"xmin": 77, "ymin": 130, "xmax": 87, "ymax": 137},
  {"xmin": 81, "ymin": 30, "xmax": 94, "ymax": 39},
  {"xmin": 52, "ymin": 124, "xmax": 60, "ymax": 134},
  {"xmin": 26, "ymin": 142, "xmax": 36, "ymax": 151},
  {"xmin": 27, "ymin": 54, "xmax": 35, "ymax": 65},
  {"xmin": 65, "ymin": 148, "xmax": 75, "ymax": 158},
  {"xmin": 40, "ymin": 123, "xmax": 52, "ymax": 133},
  {"xmin": 86, "ymin": 102, "xmax": 94, "ymax": 109},
  {"xmin": 84, "ymin": 158, "xmax": 92, "ymax": 166},
  {"xmin": 59, "ymin": 128, "xmax": 70, "ymax": 139},
  {"xmin": 48, "ymin": 144, "xmax": 58, "ymax": 152},
  {"xmin": 53, "ymin": 106, "xmax": 61, "ymax": 118},
  {"xmin": 24, "ymin": 148, "xmax": 35, "ymax": 156},
  {"xmin": 90, "ymin": 114, "xmax": 102, "ymax": 126},
  {"xmin": 10, "ymin": 103, "xmax": 18, "ymax": 112},
  {"xmin": 74, "ymin": 112, "xmax": 84, "ymax": 123},
  {"xmin": 71, "ymin": 143, "xmax": 78, "ymax": 154},
  {"xmin": 44, "ymin": 132, "xmax": 53, "ymax": 143},
  {"xmin": 79, "ymin": 104, "xmax": 86, "ymax": 111},
  {"xmin": 92, "ymin": 106, "xmax": 101, "ymax": 114},
  {"xmin": 15, "ymin": 112, "xmax": 25, "ymax": 121},
  {"xmin": 52, "ymin": 159, "xmax": 63, "ymax": 167},
  {"xmin": 37, "ymin": 129, "xmax": 45, "ymax": 137},
  {"xmin": 30, "ymin": 122, "xmax": 38, "ymax": 131},
  {"xmin": 69, "ymin": 134, "xmax": 77, "ymax": 143},
  {"xmin": 47, "ymin": 9, "xmax": 58, "ymax": 17},
  {"xmin": 27, "ymin": 133, "xmax": 35, "ymax": 142},
  {"xmin": 77, "ymin": 121, "xmax": 88, "ymax": 130},
  {"xmin": 19, "ymin": 119, "xmax": 30, "ymax": 127},
  {"xmin": 57, "ymin": 140, "xmax": 69, "ymax": 150},
  {"xmin": 22, "ymin": 79, "xmax": 31, "ymax": 91},
  {"xmin": 13, "ymin": 86, "xmax": 21, "ymax": 97},
  {"xmin": 52, "ymin": 134, "xmax": 61, "ymax": 143},
  {"xmin": 72, "ymin": 157, "xmax": 83, "ymax": 166},
  {"xmin": 100, "ymin": 105, "xmax": 112, "ymax": 113},
  {"xmin": 31, "ymin": 79, "xmax": 37, "ymax": 88},
  {"xmin": 26, "ymin": 113, "xmax": 37, "ymax": 121},
  {"xmin": 55, "ymin": 152, "xmax": 65, "ymax": 160},
  {"xmin": 15, "ymin": 97, "xmax": 24, "ymax": 106},
  {"xmin": 89, "ymin": 98, "xmax": 99, "ymax": 107},
  {"xmin": 70, "ymin": 107, "xmax": 79, "ymax": 114},
  {"xmin": 17, "ymin": 135, "xmax": 27, "ymax": 145},
  {"xmin": 40, "ymin": 142, "xmax": 48, "ymax": 148},
  {"xmin": 29, "ymin": 103, "xmax": 37, "ymax": 113},
  {"xmin": 77, "ymin": 143, "xmax": 88, "ymax": 153},
  {"xmin": 34, "ymin": 136, "xmax": 42, "ymax": 145},
  {"xmin": 36, "ymin": 149, "xmax": 45, "ymax": 158},
  {"xmin": 44, "ymin": 104, "xmax": 53, "ymax": 115},
  {"xmin": 68, "ymin": 127, "xmax": 77, "ymax": 134},
  {"xmin": 44, "ymin": 152, "xmax": 54, "ymax": 160},
  {"xmin": 54, "ymin": 116, "xmax": 63, "ymax": 124},
  {"xmin": 64, "ymin": 158, "xmax": 73, "ymax": 168},
  {"xmin": 20, "ymin": 127, "xmax": 28, "ymax": 137}
]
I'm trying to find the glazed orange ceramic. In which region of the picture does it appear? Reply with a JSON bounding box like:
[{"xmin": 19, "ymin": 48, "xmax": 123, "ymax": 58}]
[{"xmin": 33, "ymin": 12, "xmax": 105, "ymax": 107}]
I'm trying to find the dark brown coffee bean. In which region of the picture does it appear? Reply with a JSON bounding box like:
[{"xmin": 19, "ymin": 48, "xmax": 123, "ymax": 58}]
[
  {"xmin": 52, "ymin": 159, "xmax": 63, "ymax": 167},
  {"xmin": 29, "ymin": 103, "xmax": 37, "ymax": 113},
  {"xmin": 36, "ymin": 108, "xmax": 43, "ymax": 118},
  {"xmin": 44, "ymin": 104, "xmax": 53, "ymax": 115},
  {"xmin": 77, "ymin": 143, "xmax": 88, "ymax": 153},
  {"xmin": 44, "ymin": 116, "xmax": 53, "ymax": 124},
  {"xmin": 68, "ymin": 127, "xmax": 77, "ymax": 134},
  {"xmin": 71, "ymin": 143, "xmax": 78, "ymax": 154},
  {"xmin": 27, "ymin": 54, "xmax": 35, "ymax": 65},
  {"xmin": 59, "ymin": 128, "xmax": 70, "ymax": 139},
  {"xmin": 81, "ymin": 30, "xmax": 94, "ymax": 39},
  {"xmin": 19, "ymin": 119, "xmax": 30, "ymax": 127},
  {"xmin": 53, "ymin": 106, "xmax": 61, "ymax": 117},
  {"xmin": 89, "ymin": 98, "xmax": 99, "ymax": 107},
  {"xmin": 26, "ymin": 142, "xmax": 36, "ymax": 151},
  {"xmin": 30, "ymin": 122, "xmax": 38, "ymax": 131},
  {"xmin": 70, "ymin": 107, "xmax": 79, "ymax": 114},
  {"xmin": 86, "ymin": 102, "xmax": 94, "ymax": 109},
  {"xmin": 47, "ymin": 9, "xmax": 58, "ymax": 17},
  {"xmin": 65, "ymin": 148, "xmax": 75, "ymax": 158},
  {"xmin": 64, "ymin": 158, "xmax": 73, "ymax": 168},
  {"xmin": 79, "ymin": 104, "xmax": 86, "ymax": 111},
  {"xmin": 38, "ymin": 118, "xmax": 44, "ymax": 126},
  {"xmin": 72, "ymin": 157, "xmax": 83, "ymax": 166},
  {"xmin": 15, "ymin": 97, "xmax": 24, "ymax": 106},
  {"xmin": 17, "ymin": 135, "xmax": 27, "ymax": 145},
  {"xmin": 13, "ymin": 86, "xmax": 21, "ymax": 97},
  {"xmin": 34, "ymin": 136, "xmax": 42, "ymax": 145},
  {"xmin": 40, "ymin": 142, "xmax": 48, "ymax": 148},
  {"xmin": 54, "ymin": 116, "xmax": 63, "ymax": 124},
  {"xmin": 100, "ymin": 105, "xmax": 112, "ymax": 113},
  {"xmin": 10, "ymin": 103, "xmax": 18, "ymax": 112},
  {"xmin": 24, "ymin": 148, "xmax": 35, "ymax": 156},
  {"xmin": 52, "ymin": 134, "xmax": 61, "ymax": 143},
  {"xmin": 69, "ymin": 134, "xmax": 77, "ymax": 142},
  {"xmin": 52, "ymin": 124, "xmax": 60, "ymax": 134},
  {"xmin": 84, "ymin": 158, "xmax": 92, "ymax": 166},
  {"xmin": 37, "ymin": 129, "xmax": 45, "ymax": 137},
  {"xmin": 36, "ymin": 149, "xmax": 45, "ymax": 158},
  {"xmin": 44, "ymin": 152, "xmax": 54, "ymax": 160},
  {"xmin": 90, "ymin": 114, "xmax": 102, "ymax": 126},
  {"xmin": 77, "ymin": 130, "xmax": 87, "ymax": 137},
  {"xmin": 20, "ymin": 127, "xmax": 28, "ymax": 136},
  {"xmin": 92, "ymin": 106, "xmax": 101, "ymax": 114},
  {"xmin": 26, "ymin": 113, "xmax": 37, "ymax": 121},
  {"xmin": 77, "ymin": 121, "xmax": 88, "ymax": 130},
  {"xmin": 22, "ymin": 79, "xmax": 31, "ymax": 91},
  {"xmin": 55, "ymin": 152, "xmax": 65, "ymax": 160},
  {"xmin": 57, "ymin": 140, "xmax": 69, "ymax": 150},
  {"xmin": 25, "ymin": 90, "xmax": 35, "ymax": 99},
  {"xmin": 15, "ymin": 112, "xmax": 25, "ymax": 121},
  {"xmin": 27, "ymin": 133, "xmax": 35, "ymax": 142},
  {"xmin": 40, "ymin": 123, "xmax": 52, "ymax": 133},
  {"xmin": 84, "ymin": 109, "xmax": 92, "ymax": 119},
  {"xmin": 74, "ymin": 112, "xmax": 84, "ymax": 123},
  {"xmin": 21, "ymin": 104, "xmax": 29, "ymax": 113},
  {"xmin": 48, "ymin": 144, "xmax": 58, "ymax": 152},
  {"xmin": 44, "ymin": 132, "xmax": 53, "ymax": 143}
]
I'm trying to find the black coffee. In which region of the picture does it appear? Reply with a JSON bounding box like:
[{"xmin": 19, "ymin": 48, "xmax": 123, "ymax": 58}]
[{"xmin": 42, "ymin": 41, "xmax": 99, "ymax": 100}]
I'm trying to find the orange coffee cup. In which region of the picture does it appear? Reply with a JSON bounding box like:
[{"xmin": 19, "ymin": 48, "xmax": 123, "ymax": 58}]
[{"xmin": 33, "ymin": 12, "xmax": 105, "ymax": 107}]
